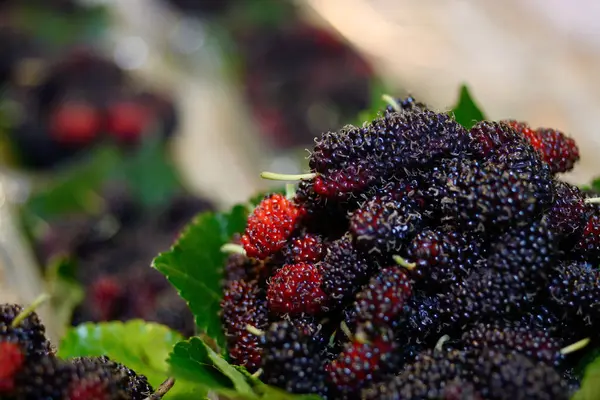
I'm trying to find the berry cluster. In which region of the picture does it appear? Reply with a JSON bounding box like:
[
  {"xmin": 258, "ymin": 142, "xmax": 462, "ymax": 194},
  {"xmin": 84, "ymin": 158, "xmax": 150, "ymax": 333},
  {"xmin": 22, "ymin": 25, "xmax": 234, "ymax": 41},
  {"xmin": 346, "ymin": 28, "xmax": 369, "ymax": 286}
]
[
  {"xmin": 0, "ymin": 303, "xmax": 153, "ymax": 399},
  {"xmin": 36, "ymin": 185, "xmax": 214, "ymax": 337},
  {"xmin": 221, "ymin": 97, "xmax": 593, "ymax": 399},
  {"xmin": 238, "ymin": 19, "xmax": 373, "ymax": 150},
  {"xmin": 1, "ymin": 40, "xmax": 177, "ymax": 169}
]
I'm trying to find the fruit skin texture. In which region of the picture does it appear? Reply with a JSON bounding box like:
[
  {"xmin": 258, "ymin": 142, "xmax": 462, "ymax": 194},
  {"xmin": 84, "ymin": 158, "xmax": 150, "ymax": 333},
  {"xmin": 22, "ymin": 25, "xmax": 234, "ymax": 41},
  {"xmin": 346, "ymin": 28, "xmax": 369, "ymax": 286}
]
[
  {"xmin": 71, "ymin": 356, "xmax": 153, "ymax": 400},
  {"xmin": 313, "ymin": 159, "xmax": 379, "ymax": 200},
  {"xmin": 404, "ymin": 227, "xmax": 482, "ymax": 287},
  {"xmin": 326, "ymin": 327, "xmax": 397, "ymax": 395},
  {"xmin": 0, "ymin": 341, "xmax": 24, "ymax": 392},
  {"xmin": 281, "ymin": 233, "xmax": 325, "ymax": 264},
  {"xmin": 547, "ymin": 262, "xmax": 600, "ymax": 331},
  {"xmin": 471, "ymin": 348, "xmax": 568, "ymax": 400},
  {"xmin": 260, "ymin": 320, "xmax": 328, "ymax": 396},
  {"xmin": 534, "ymin": 128, "xmax": 580, "ymax": 174},
  {"xmin": 350, "ymin": 196, "xmax": 424, "ymax": 255},
  {"xmin": 361, "ymin": 349, "xmax": 473, "ymax": 400},
  {"xmin": 221, "ymin": 280, "xmax": 268, "ymax": 372},
  {"xmin": 310, "ymin": 109, "xmax": 478, "ymax": 175},
  {"xmin": 460, "ymin": 322, "xmax": 564, "ymax": 367},
  {"xmin": 545, "ymin": 180, "xmax": 590, "ymax": 248},
  {"xmin": 0, "ymin": 304, "xmax": 53, "ymax": 360},
  {"xmin": 267, "ymin": 263, "xmax": 327, "ymax": 315},
  {"xmin": 318, "ymin": 235, "xmax": 373, "ymax": 310},
  {"xmin": 572, "ymin": 212, "xmax": 600, "ymax": 263},
  {"xmin": 468, "ymin": 120, "xmax": 522, "ymax": 156},
  {"xmin": 504, "ymin": 120, "xmax": 580, "ymax": 174},
  {"xmin": 12, "ymin": 355, "xmax": 127, "ymax": 400},
  {"xmin": 353, "ymin": 266, "xmax": 412, "ymax": 326},
  {"xmin": 241, "ymin": 194, "xmax": 303, "ymax": 259},
  {"xmin": 441, "ymin": 158, "xmax": 546, "ymax": 233},
  {"xmin": 439, "ymin": 220, "xmax": 557, "ymax": 327}
]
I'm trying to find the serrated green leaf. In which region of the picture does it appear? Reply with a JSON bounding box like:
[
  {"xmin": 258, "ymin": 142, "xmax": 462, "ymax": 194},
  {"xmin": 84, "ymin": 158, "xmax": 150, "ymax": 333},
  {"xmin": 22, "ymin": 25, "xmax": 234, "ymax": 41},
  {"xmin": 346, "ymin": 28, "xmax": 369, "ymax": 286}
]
[
  {"xmin": 169, "ymin": 337, "xmax": 256, "ymax": 398},
  {"xmin": 45, "ymin": 255, "xmax": 85, "ymax": 335},
  {"xmin": 450, "ymin": 85, "xmax": 486, "ymax": 129},
  {"xmin": 57, "ymin": 320, "xmax": 182, "ymax": 389},
  {"xmin": 573, "ymin": 354, "xmax": 600, "ymax": 400},
  {"xmin": 152, "ymin": 206, "xmax": 248, "ymax": 351}
]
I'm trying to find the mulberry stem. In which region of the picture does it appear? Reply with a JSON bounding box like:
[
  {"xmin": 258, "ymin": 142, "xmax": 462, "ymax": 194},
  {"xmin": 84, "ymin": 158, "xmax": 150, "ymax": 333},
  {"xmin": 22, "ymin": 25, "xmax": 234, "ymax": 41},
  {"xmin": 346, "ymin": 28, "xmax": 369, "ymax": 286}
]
[
  {"xmin": 285, "ymin": 183, "xmax": 296, "ymax": 200},
  {"xmin": 560, "ymin": 338, "xmax": 590, "ymax": 355},
  {"xmin": 260, "ymin": 171, "xmax": 317, "ymax": 181},
  {"xmin": 393, "ymin": 255, "xmax": 416, "ymax": 270},
  {"xmin": 144, "ymin": 377, "xmax": 175, "ymax": 400},
  {"xmin": 246, "ymin": 324, "xmax": 265, "ymax": 337},
  {"xmin": 340, "ymin": 321, "xmax": 354, "ymax": 341},
  {"xmin": 435, "ymin": 335, "xmax": 450, "ymax": 352},
  {"xmin": 382, "ymin": 94, "xmax": 401, "ymax": 112},
  {"xmin": 11, "ymin": 293, "xmax": 50, "ymax": 328},
  {"xmin": 220, "ymin": 243, "xmax": 246, "ymax": 256},
  {"xmin": 251, "ymin": 368, "xmax": 264, "ymax": 379},
  {"xmin": 585, "ymin": 197, "xmax": 600, "ymax": 204}
]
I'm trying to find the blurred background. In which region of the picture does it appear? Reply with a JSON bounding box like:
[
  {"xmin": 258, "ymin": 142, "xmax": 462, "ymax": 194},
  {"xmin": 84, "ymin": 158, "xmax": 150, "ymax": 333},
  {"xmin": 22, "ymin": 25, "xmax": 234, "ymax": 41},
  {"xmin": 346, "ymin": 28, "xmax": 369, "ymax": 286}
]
[{"xmin": 0, "ymin": 0, "xmax": 599, "ymax": 342}]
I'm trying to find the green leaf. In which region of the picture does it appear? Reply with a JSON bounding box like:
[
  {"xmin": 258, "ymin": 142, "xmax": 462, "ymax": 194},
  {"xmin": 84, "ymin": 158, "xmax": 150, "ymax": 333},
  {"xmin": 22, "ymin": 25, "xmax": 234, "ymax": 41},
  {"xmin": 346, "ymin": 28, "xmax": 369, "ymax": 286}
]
[
  {"xmin": 45, "ymin": 255, "xmax": 85, "ymax": 334},
  {"xmin": 573, "ymin": 354, "xmax": 600, "ymax": 400},
  {"xmin": 119, "ymin": 133, "xmax": 181, "ymax": 210},
  {"xmin": 169, "ymin": 337, "xmax": 256, "ymax": 398},
  {"xmin": 58, "ymin": 320, "xmax": 182, "ymax": 389},
  {"xmin": 590, "ymin": 177, "xmax": 600, "ymax": 194},
  {"xmin": 25, "ymin": 145, "xmax": 120, "ymax": 219},
  {"xmin": 168, "ymin": 337, "xmax": 322, "ymax": 399},
  {"xmin": 450, "ymin": 84, "xmax": 486, "ymax": 129},
  {"xmin": 152, "ymin": 205, "xmax": 248, "ymax": 351}
]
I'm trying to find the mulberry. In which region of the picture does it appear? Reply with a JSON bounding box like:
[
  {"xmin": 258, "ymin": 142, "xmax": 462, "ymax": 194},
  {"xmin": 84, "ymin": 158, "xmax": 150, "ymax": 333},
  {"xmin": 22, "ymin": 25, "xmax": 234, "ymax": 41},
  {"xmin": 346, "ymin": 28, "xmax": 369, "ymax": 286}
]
[
  {"xmin": 281, "ymin": 233, "xmax": 325, "ymax": 264},
  {"xmin": 0, "ymin": 304, "xmax": 53, "ymax": 360},
  {"xmin": 545, "ymin": 180, "xmax": 590, "ymax": 248},
  {"xmin": 468, "ymin": 121, "xmax": 522, "ymax": 156},
  {"xmin": 535, "ymin": 128, "xmax": 580, "ymax": 174},
  {"xmin": 470, "ymin": 348, "xmax": 568, "ymax": 400},
  {"xmin": 221, "ymin": 280, "xmax": 268, "ymax": 371},
  {"xmin": 0, "ymin": 341, "xmax": 25, "ymax": 392},
  {"xmin": 350, "ymin": 196, "xmax": 424, "ymax": 255},
  {"xmin": 461, "ymin": 322, "xmax": 564, "ymax": 367},
  {"xmin": 71, "ymin": 356, "xmax": 153, "ymax": 400},
  {"xmin": 443, "ymin": 159, "xmax": 547, "ymax": 232},
  {"xmin": 404, "ymin": 228, "xmax": 483, "ymax": 287},
  {"xmin": 547, "ymin": 262, "xmax": 600, "ymax": 331},
  {"xmin": 313, "ymin": 159, "xmax": 380, "ymax": 200},
  {"xmin": 572, "ymin": 212, "xmax": 600, "ymax": 263},
  {"xmin": 310, "ymin": 109, "xmax": 477, "ymax": 176},
  {"xmin": 352, "ymin": 266, "xmax": 412, "ymax": 326},
  {"xmin": 318, "ymin": 235, "xmax": 373, "ymax": 309},
  {"xmin": 261, "ymin": 320, "xmax": 328, "ymax": 396},
  {"xmin": 241, "ymin": 194, "xmax": 302, "ymax": 259},
  {"xmin": 267, "ymin": 263, "xmax": 327, "ymax": 315},
  {"xmin": 361, "ymin": 349, "xmax": 472, "ymax": 400},
  {"xmin": 326, "ymin": 326, "xmax": 397, "ymax": 395}
]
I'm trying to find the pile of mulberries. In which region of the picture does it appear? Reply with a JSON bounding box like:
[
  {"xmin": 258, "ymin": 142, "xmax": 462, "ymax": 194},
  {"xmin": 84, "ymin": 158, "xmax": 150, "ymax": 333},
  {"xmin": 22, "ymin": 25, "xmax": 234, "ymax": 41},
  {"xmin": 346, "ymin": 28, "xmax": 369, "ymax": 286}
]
[
  {"xmin": 0, "ymin": 303, "xmax": 154, "ymax": 399},
  {"xmin": 221, "ymin": 97, "xmax": 594, "ymax": 399}
]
